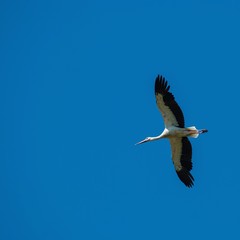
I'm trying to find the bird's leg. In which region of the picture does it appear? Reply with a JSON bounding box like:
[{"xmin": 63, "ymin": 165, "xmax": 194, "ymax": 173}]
[{"xmin": 198, "ymin": 129, "xmax": 208, "ymax": 134}]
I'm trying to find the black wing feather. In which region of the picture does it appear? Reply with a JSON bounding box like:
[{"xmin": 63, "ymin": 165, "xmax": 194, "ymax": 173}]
[
  {"xmin": 176, "ymin": 169, "xmax": 194, "ymax": 188},
  {"xmin": 155, "ymin": 75, "xmax": 185, "ymax": 127},
  {"xmin": 176, "ymin": 137, "xmax": 194, "ymax": 187}
]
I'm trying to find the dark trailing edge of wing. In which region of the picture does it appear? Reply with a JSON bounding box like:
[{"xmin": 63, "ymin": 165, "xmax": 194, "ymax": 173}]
[
  {"xmin": 155, "ymin": 75, "xmax": 185, "ymax": 128},
  {"xmin": 181, "ymin": 138, "xmax": 193, "ymax": 171},
  {"xmin": 177, "ymin": 137, "xmax": 194, "ymax": 187},
  {"xmin": 176, "ymin": 168, "xmax": 194, "ymax": 188}
]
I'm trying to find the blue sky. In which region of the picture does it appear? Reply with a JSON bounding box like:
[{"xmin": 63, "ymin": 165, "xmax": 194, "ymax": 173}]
[{"xmin": 1, "ymin": 1, "xmax": 240, "ymax": 239}]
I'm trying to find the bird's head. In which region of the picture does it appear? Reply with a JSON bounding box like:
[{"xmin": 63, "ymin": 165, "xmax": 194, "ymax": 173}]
[{"xmin": 135, "ymin": 137, "xmax": 152, "ymax": 145}]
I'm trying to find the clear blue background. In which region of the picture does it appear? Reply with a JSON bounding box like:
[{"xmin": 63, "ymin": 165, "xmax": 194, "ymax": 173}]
[{"xmin": 1, "ymin": 1, "xmax": 240, "ymax": 239}]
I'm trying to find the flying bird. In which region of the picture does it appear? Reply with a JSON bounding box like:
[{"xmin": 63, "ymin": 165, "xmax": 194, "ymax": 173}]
[{"xmin": 136, "ymin": 75, "xmax": 208, "ymax": 187}]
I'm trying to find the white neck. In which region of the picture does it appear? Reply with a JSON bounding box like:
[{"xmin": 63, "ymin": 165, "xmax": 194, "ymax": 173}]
[
  {"xmin": 149, "ymin": 134, "xmax": 164, "ymax": 141},
  {"xmin": 149, "ymin": 129, "xmax": 168, "ymax": 141}
]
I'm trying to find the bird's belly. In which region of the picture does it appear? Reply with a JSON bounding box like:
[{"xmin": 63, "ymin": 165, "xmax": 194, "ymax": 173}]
[{"xmin": 168, "ymin": 128, "xmax": 189, "ymax": 137}]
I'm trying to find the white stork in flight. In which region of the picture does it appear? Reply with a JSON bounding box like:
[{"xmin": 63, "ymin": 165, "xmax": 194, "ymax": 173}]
[{"xmin": 136, "ymin": 75, "xmax": 208, "ymax": 187}]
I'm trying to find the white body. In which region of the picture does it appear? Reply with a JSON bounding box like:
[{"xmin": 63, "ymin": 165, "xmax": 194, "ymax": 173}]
[{"xmin": 159, "ymin": 126, "xmax": 199, "ymax": 139}]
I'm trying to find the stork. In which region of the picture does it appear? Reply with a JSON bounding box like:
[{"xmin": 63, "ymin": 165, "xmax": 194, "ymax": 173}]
[{"xmin": 136, "ymin": 75, "xmax": 208, "ymax": 187}]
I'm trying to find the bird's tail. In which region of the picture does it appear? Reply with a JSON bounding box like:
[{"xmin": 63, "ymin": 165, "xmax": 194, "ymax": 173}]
[
  {"xmin": 187, "ymin": 126, "xmax": 208, "ymax": 138},
  {"xmin": 187, "ymin": 126, "xmax": 199, "ymax": 138}
]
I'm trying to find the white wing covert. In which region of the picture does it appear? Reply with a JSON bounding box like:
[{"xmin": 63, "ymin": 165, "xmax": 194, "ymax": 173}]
[
  {"xmin": 155, "ymin": 75, "xmax": 185, "ymax": 128},
  {"xmin": 169, "ymin": 137, "xmax": 194, "ymax": 187}
]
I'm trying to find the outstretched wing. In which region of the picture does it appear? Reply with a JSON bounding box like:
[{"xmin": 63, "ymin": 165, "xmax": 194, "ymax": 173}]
[
  {"xmin": 155, "ymin": 75, "xmax": 185, "ymax": 128},
  {"xmin": 169, "ymin": 137, "xmax": 194, "ymax": 187}
]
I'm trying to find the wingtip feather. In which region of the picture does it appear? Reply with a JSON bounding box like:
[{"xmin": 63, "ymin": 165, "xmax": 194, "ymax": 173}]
[
  {"xmin": 176, "ymin": 168, "xmax": 194, "ymax": 188},
  {"xmin": 155, "ymin": 75, "xmax": 170, "ymax": 95}
]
